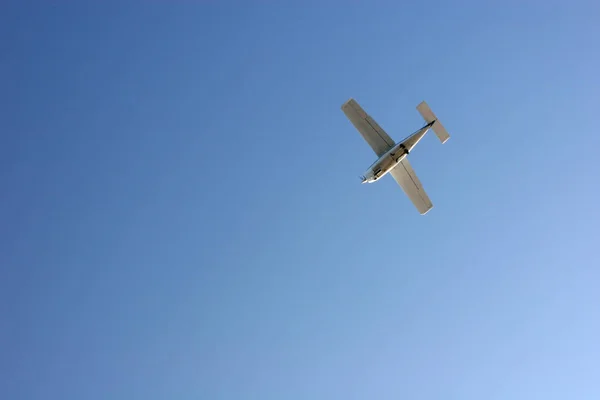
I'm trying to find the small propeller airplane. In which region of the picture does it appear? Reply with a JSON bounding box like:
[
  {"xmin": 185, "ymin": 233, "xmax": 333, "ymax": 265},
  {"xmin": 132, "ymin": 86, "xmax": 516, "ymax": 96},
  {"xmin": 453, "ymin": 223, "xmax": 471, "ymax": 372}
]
[{"xmin": 341, "ymin": 98, "xmax": 450, "ymax": 215}]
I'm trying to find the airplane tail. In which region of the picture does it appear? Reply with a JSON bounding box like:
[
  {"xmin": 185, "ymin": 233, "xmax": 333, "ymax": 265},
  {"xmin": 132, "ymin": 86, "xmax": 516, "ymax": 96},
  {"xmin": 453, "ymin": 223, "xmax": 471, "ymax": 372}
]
[{"xmin": 416, "ymin": 101, "xmax": 450, "ymax": 144}]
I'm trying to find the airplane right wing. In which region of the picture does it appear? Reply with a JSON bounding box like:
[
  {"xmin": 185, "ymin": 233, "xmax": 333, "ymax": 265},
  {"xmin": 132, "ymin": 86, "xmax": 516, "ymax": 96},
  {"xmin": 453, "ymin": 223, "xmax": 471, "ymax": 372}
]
[
  {"xmin": 341, "ymin": 98, "xmax": 395, "ymax": 157},
  {"xmin": 389, "ymin": 158, "xmax": 433, "ymax": 215}
]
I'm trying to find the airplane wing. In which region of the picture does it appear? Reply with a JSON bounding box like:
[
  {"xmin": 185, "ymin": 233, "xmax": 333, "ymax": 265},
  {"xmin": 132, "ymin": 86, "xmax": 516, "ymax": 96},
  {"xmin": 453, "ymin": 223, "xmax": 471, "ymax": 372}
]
[
  {"xmin": 341, "ymin": 98, "xmax": 395, "ymax": 157},
  {"xmin": 389, "ymin": 158, "xmax": 433, "ymax": 215}
]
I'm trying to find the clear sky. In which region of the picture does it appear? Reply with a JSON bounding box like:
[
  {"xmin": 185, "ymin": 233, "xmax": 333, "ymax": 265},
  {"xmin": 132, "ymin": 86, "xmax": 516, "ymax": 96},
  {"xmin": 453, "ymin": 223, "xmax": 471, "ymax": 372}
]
[{"xmin": 2, "ymin": 1, "xmax": 600, "ymax": 399}]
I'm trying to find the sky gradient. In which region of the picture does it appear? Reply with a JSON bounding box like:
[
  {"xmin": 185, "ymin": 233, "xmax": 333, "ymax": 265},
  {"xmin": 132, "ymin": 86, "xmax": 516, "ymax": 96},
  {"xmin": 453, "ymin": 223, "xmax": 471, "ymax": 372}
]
[{"xmin": 2, "ymin": 1, "xmax": 600, "ymax": 399}]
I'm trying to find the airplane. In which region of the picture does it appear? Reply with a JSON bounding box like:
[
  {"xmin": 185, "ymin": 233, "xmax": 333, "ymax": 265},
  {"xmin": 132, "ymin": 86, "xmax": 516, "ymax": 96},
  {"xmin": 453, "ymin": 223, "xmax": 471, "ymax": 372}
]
[{"xmin": 341, "ymin": 98, "xmax": 450, "ymax": 215}]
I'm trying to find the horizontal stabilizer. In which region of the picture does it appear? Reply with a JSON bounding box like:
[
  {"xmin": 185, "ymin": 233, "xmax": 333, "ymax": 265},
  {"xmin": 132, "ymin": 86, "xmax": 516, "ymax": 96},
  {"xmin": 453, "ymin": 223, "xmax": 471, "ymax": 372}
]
[{"xmin": 417, "ymin": 101, "xmax": 450, "ymax": 144}]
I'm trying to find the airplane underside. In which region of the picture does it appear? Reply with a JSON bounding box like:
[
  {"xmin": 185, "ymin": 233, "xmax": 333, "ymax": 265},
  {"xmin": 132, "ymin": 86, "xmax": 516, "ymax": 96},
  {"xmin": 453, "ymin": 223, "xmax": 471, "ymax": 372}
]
[{"xmin": 342, "ymin": 99, "xmax": 450, "ymax": 214}]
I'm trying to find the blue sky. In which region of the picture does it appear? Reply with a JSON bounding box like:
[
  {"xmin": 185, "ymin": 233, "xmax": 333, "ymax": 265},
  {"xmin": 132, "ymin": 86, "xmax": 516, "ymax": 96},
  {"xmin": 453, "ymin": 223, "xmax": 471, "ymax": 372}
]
[{"xmin": 2, "ymin": 1, "xmax": 600, "ymax": 399}]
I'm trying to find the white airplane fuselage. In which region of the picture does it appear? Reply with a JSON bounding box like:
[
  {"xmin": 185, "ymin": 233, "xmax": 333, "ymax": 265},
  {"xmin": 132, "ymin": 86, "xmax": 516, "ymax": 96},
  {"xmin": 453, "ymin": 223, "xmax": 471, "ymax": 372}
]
[
  {"xmin": 361, "ymin": 143, "xmax": 409, "ymax": 183},
  {"xmin": 361, "ymin": 123, "xmax": 433, "ymax": 184}
]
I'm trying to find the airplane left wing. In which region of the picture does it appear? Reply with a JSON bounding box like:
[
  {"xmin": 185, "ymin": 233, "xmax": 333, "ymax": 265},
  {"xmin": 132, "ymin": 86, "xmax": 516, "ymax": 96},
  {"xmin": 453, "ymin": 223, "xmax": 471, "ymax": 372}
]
[
  {"xmin": 389, "ymin": 158, "xmax": 433, "ymax": 215},
  {"xmin": 342, "ymin": 98, "xmax": 395, "ymax": 157}
]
